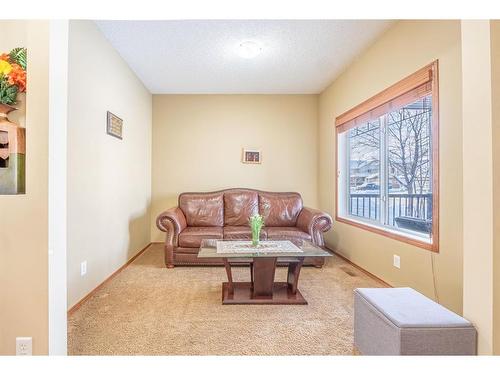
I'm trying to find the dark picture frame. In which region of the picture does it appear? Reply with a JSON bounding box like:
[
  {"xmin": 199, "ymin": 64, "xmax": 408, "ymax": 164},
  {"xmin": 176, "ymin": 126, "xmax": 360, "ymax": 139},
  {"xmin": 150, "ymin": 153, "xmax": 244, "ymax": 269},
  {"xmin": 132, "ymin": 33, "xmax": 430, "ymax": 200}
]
[{"xmin": 242, "ymin": 148, "xmax": 261, "ymax": 164}]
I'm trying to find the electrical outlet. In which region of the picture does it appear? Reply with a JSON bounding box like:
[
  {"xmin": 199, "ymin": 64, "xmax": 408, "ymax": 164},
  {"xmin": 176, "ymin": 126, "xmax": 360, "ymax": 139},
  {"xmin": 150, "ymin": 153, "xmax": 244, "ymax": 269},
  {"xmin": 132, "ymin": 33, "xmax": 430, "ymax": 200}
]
[
  {"xmin": 80, "ymin": 260, "xmax": 87, "ymax": 276},
  {"xmin": 16, "ymin": 337, "xmax": 32, "ymax": 356},
  {"xmin": 393, "ymin": 255, "xmax": 401, "ymax": 269}
]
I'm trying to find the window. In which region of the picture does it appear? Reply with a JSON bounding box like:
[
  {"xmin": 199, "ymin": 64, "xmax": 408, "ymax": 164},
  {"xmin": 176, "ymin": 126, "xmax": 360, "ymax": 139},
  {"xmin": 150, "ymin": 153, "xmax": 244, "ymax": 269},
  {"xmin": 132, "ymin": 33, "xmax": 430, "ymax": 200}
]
[{"xmin": 336, "ymin": 61, "xmax": 439, "ymax": 251}]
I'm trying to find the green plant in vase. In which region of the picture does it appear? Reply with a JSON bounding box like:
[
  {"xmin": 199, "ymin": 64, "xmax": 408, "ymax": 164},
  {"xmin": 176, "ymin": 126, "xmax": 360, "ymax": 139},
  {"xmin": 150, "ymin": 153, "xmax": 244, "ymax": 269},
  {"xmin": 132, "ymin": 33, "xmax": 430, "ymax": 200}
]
[{"xmin": 249, "ymin": 213, "xmax": 264, "ymax": 247}]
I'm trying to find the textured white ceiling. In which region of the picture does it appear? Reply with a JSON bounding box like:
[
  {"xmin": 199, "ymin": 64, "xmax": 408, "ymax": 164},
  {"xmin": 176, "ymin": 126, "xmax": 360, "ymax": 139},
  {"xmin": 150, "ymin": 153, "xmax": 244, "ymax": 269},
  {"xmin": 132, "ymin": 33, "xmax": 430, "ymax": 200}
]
[{"xmin": 95, "ymin": 20, "xmax": 393, "ymax": 94}]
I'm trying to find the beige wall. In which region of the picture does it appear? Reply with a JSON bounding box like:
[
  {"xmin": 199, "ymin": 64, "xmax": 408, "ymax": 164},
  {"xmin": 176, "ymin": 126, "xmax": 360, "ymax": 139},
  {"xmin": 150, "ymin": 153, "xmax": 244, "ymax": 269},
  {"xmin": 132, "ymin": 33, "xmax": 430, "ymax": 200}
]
[
  {"xmin": 461, "ymin": 20, "xmax": 500, "ymax": 355},
  {"xmin": 318, "ymin": 20, "xmax": 463, "ymax": 313},
  {"xmin": 461, "ymin": 20, "xmax": 495, "ymax": 355},
  {"xmin": 151, "ymin": 95, "xmax": 318, "ymax": 242},
  {"xmin": 67, "ymin": 21, "xmax": 152, "ymax": 307},
  {"xmin": 0, "ymin": 21, "xmax": 50, "ymax": 355},
  {"xmin": 492, "ymin": 20, "xmax": 500, "ymax": 356}
]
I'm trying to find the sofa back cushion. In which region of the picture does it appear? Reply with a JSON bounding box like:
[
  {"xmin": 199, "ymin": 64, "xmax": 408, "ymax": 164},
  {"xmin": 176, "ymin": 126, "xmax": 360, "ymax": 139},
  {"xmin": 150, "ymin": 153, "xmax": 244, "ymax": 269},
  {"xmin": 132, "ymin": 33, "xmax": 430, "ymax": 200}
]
[
  {"xmin": 258, "ymin": 192, "xmax": 303, "ymax": 227},
  {"xmin": 224, "ymin": 190, "xmax": 259, "ymax": 226},
  {"xmin": 179, "ymin": 192, "xmax": 224, "ymax": 227}
]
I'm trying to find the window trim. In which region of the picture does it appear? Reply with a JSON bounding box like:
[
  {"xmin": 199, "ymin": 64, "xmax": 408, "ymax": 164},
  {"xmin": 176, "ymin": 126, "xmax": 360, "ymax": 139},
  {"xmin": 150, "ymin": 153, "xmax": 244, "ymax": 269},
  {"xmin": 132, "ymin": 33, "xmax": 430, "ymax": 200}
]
[{"xmin": 334, "ymin": 60, "xmax": 439, "ymax": 252}]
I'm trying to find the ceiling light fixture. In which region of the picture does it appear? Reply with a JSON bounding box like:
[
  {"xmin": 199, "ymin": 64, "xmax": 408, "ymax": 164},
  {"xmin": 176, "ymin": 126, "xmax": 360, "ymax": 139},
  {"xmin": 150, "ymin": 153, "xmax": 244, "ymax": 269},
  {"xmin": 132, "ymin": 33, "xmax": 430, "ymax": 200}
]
[{"xmin": 237, "ymin": 40, "xmax": 263, "ymax": 59}]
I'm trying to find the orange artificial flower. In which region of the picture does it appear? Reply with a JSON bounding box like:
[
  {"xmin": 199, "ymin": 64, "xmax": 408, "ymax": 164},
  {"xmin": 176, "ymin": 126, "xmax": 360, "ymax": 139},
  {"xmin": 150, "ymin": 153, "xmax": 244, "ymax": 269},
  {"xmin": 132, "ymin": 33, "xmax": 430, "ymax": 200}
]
[
  {"xmin": 7, "ymin": 63, "xmax": 26, "ymax": 92},
  {"xmin": 0, "ymin": 53, "xmax": 9, "ymax": 61}
]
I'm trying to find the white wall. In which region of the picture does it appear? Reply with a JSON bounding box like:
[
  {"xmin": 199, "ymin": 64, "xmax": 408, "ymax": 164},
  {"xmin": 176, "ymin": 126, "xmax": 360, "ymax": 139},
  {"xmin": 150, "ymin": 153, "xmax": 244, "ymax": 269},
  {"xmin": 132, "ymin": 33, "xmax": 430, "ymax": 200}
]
[
  {"xmin": 48, "ymin": 20, "xmax": 69, "ymax": 355},
  {"xmin": 67, "ymin": 21, "xmax": 152, "ymax": 307}
]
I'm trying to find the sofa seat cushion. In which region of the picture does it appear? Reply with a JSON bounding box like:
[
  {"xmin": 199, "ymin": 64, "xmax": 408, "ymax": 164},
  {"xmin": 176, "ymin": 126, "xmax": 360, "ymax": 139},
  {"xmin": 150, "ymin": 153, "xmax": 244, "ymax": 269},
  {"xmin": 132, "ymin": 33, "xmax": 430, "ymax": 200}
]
[
  {"xmin": 178, "ymin": 226, "xmax": 223, "ymax": 248},
  {"xmin": 264, "ymin": 227, "xmax": 311, "ymax": 241},
  {"xmin": 259, "ymin": 192, "xmax": 303, "ymax": 226},
  {"xmin": 223, "ymin": 226, "xmax": 267, "ymax": 240},
  {"xmin": 224, "ymin": 190, "xmax": 259, "ymax": 226}
]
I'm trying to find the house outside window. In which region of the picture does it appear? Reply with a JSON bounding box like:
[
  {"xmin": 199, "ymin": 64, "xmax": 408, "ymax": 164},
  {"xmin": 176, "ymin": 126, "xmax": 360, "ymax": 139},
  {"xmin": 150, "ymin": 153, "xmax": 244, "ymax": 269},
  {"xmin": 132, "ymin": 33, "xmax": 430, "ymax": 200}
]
[{"xmin": 335, "ymin": 61, "xmax": 439, "ymax": 252}]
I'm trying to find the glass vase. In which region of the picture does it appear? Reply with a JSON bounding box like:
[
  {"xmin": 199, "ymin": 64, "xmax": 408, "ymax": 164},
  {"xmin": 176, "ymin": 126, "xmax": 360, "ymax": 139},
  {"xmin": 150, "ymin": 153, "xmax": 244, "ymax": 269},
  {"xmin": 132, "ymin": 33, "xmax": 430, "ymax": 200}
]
[{"xmin": 252, "ymin": 227, "xmax": 261, "ymax": 247}]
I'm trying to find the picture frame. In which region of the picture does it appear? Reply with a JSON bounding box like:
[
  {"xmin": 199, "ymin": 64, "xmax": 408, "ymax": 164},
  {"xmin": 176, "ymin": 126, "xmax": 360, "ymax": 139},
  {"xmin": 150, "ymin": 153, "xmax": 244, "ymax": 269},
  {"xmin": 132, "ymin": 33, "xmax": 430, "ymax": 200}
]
[
  {"xmin": 106, "ymin": 111, "xmax": 123, "ymax": 139},
  {"xmin": 242, "ymin": 148, "xmax": 261, "ymax": 164}
]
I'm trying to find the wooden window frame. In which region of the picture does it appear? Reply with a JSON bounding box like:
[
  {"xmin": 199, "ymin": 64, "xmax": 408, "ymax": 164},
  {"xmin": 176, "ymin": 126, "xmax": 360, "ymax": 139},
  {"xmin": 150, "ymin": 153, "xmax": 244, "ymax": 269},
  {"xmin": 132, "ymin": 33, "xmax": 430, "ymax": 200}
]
[{"xmin": 335, "ymin": 60, "xmax": 439, "ymax": 252}]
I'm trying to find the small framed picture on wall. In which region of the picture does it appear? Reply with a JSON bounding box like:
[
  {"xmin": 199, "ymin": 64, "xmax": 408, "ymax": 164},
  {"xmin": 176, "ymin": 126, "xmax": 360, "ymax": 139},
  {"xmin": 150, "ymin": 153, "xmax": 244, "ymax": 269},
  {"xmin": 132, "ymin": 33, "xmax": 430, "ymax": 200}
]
[
  {"xmin": 106, "ymin": 111, "xmax": 123, "ymax": 139},
  {"xmin": 242, "ymin": 149, "xmax": 262, "ymax": 164}
]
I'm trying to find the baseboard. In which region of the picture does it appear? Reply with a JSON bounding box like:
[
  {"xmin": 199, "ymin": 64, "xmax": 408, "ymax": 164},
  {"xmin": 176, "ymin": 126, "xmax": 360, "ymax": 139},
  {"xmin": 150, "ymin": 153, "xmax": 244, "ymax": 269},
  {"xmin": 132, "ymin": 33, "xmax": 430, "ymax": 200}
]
[
  {"xmin": 68, "ymin": 242, "xmax": 153, "ymax": 315},
  {"xmin": 326, "ymin": 246, "xmax": 392, "ymax": 288}
]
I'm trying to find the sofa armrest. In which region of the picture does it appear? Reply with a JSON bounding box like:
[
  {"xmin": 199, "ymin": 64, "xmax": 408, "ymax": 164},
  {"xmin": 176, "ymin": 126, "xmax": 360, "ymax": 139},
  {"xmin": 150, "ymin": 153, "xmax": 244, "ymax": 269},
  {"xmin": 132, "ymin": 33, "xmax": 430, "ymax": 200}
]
[
  {"xmin": 156, "ymin": 207, "xmax": 187, "ymax": 236},
  {"xmin": 156, "ymin": 207, "xmax": 187, "ymax": 268},
  {"xmin": 297, "ymin": 207, "xmax": 333, "ymax": 247}
]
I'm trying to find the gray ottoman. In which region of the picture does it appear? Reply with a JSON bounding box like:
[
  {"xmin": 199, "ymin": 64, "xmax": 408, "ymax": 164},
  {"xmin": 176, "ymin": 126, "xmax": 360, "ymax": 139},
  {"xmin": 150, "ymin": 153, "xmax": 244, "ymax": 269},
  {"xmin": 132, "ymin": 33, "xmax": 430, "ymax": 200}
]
[{"xmin": 354, "ymin": 287, "xmax": 477, "ymax": 355}]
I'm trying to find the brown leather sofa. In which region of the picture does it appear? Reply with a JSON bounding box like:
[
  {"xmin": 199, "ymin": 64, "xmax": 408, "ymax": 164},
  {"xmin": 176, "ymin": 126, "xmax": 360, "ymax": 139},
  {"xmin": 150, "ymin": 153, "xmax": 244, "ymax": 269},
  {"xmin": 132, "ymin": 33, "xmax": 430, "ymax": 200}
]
[{"xmin": 156, "ymin": 188, "xmax": 333, "ymax": 268}]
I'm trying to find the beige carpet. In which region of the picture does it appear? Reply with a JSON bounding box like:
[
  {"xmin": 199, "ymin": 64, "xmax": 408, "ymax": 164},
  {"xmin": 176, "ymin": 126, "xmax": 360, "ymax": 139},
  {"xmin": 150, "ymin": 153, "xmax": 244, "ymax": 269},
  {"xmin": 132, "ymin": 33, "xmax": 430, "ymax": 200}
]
[{"xmin": 68, "ymin": 243, "xmax": 383, "ymax": 355}]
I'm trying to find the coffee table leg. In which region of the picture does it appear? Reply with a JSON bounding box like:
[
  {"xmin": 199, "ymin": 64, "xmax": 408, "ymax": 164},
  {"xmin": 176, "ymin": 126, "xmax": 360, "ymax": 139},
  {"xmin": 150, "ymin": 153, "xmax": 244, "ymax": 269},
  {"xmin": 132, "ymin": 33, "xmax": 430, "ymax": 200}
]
[
  {"xmin": 252, "ymin": 257, "xmax": 277, "ymax": 298},
  {"xmin": 223, "ymin": 258, "xmax": 234, "ymax": 297},
  {"xmin": 250, "ymin": 261, "xmax": 254, "ymax": 290},
  {"xmin": 287, "ymin": 257, "xmax": 304, "ymax": 295}
]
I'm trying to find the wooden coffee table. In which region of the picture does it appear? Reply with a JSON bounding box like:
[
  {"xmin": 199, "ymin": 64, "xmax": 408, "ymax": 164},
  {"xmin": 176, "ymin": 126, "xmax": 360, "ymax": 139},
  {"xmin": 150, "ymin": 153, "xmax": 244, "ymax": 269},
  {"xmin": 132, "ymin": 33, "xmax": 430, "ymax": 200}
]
[{"xmin": 198, "ymin": 239, "xmax": 331, "ymax": 305}]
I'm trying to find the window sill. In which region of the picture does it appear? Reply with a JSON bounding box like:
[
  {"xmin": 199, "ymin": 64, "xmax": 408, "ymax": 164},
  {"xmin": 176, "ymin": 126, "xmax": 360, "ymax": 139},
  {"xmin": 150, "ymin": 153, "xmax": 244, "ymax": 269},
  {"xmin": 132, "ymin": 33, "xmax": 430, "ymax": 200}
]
[{"xmin": 335, "ymin": 215, "xmax": 438, "ymax": 252}]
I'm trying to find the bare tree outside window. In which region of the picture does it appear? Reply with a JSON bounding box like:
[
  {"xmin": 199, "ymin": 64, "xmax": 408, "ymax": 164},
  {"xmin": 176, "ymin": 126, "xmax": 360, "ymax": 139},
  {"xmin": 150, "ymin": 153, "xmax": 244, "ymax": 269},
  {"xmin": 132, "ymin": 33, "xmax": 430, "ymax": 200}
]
[
  {"xmin": 387, "ymin": 97, "xmax": 432, "ymax": 196},
  {"xmin": 347, "ymin": 96, "xmax": 433, "ymax": 236}
]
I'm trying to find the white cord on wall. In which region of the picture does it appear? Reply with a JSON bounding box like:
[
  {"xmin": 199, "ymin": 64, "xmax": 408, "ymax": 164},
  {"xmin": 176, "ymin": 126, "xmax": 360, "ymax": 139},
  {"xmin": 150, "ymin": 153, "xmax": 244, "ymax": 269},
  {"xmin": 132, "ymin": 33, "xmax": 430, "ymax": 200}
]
[{"xmin": 430, "ymin": 252, "xmax": 439, "ymax": 303}]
